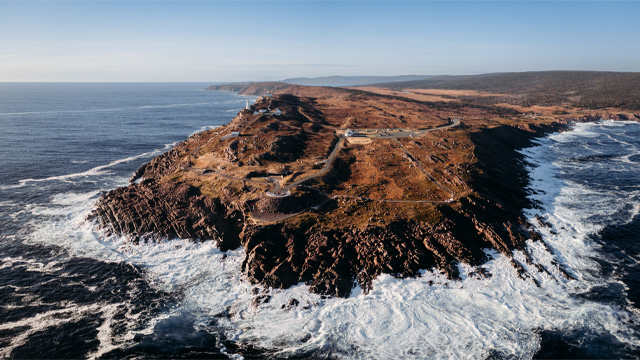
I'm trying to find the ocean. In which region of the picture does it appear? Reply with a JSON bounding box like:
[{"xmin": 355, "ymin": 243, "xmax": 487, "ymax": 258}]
[{"xmin": 0, "ymin": 83, "xmax": 638, "ymax": 359}]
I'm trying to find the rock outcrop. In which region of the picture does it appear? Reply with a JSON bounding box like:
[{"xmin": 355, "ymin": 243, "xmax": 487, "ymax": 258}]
[
  {"xmin": 91, "ymin": 180, "xmax": 245, "ymax": 251},
  {"xmin": 90, "ymin": 85, "xmax": 573, "ymax": 297}
]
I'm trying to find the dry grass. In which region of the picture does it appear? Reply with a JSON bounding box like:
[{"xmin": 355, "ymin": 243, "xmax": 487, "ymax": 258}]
[
  {"xmin": 348, "ymin": 86, "xmax": 510, "ymax": 103},
  {"xmin": 406, "ymin": 88, "xmax": 508, "ymax": 97},
  {"xmin": 161, "ymin": 84, "xmax": 621, "ymax": 228},
  {"xmin": 346, "ymin": 137, "xmax": 373, "ymax": 145}
]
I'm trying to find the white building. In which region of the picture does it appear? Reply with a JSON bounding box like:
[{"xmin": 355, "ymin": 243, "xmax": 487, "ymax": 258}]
[
  {"xmin": 221, "ymin": 131, "xmax": 240, "ymax": 140},
  {"xmin": 273, "ymin": 108, "xmax": 282, "ymax": 116},
  {"xmin": 345, "ymin": 129, "xmax": 354, "ymax": 137}
]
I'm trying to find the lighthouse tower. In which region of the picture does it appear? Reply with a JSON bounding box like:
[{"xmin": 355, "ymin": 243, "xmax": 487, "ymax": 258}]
[{"xmin": 245, "ymin": 99, "xmax": 250, "ymax": 110}]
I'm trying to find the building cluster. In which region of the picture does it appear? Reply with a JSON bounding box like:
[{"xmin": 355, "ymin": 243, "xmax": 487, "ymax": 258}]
[{"xmin": 222, "ymin": 94, "xmax": 284, "ymax": 141}]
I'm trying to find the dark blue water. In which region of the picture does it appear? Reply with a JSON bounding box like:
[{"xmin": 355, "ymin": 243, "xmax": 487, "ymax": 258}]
[
  {"xmin": 0, "ymin": 83, "xmax": 245, "ymax": 185},
  {"xmin": 1, "ymin": 84, "xmax": 639, "ymax": 359},
  {"xmin": 0, "ymin": 83, "xmax": 250, "ymax": 359},
  {"xmin": 522, "ymin": 121, "xmax": 640, "ymax": 359}
]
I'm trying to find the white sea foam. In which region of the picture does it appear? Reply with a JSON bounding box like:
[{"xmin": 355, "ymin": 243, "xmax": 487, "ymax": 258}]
[
  {"xmin": 0, "ymin": 259, "xmax": 138, "ymax": 360},
  {"xmin": 19, "ymin": 120, "xmax": 640, "ymax": 358},
  {"xmin": 0, "ymin": 142, "xmax": 176, "ymax": 190},
  {"xmin": 190, "ymin": 125, "xmax": 221, "ymax": 136},
  {"xmin": 617, "ymin": 153, "xmax": 638, "ymax": 164},
  {"xmin": 0, "ymin": 303, "xmax": 107, "ymax": 358},
  {"xmin": 86, "ymin": 304, "xmax": 127, "ymax": 360},
  {"xmin": 0, "ymin": 256, "xmax": 65, "ymax": 273}
]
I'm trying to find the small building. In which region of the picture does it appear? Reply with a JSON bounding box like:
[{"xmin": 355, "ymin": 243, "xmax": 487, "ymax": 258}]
[
  {"xmin": 273, "ymin": 108, "xmax": 282, "ymax": 116},
  {"xmin": 345, "ymin": 129, "xmax": 354, "ymax": 137},
  {"xmin": 221, "ymin": 131, "xmax": 240, "ymax": 140}
]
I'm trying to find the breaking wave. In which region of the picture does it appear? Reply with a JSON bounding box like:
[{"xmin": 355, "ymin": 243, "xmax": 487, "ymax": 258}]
[
  {"xmin": 0, "ymin": 142, "xmax": 176, "ymax": 191},
  {"xmin": 14, "ymin": 120, "xmax": 640, "ymax": 358}
]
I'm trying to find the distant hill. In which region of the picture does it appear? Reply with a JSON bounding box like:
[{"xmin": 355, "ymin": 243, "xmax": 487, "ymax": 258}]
[
  {"xmin": 371, "ymin": 71, "xmax": 640, "ymax": 110},
  {"xmin": 204, "ymin": 76, "xmax": 434, "ymax": 92},
  {"xmin": 205, "ymin": 82, "xmax": 292, "ymax": 95},
  {"xmin": 281, "ymin": 75, "xmax": 434, "ymax": 87}
]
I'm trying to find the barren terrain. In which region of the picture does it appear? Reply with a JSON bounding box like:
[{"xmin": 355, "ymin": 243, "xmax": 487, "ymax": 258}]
[{"xmin": 91, "ymin": 83, "xmax": 639, "ymax": 297}]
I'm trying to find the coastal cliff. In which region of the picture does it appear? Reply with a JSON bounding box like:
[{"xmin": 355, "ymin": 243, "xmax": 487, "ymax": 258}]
[{"xmin": 91, "ymin": 84, "xmax": 579, "ymax": 297}]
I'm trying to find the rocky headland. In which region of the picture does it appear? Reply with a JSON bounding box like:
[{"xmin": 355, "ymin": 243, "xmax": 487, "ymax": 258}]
[{"xmin": 90, "ymin": 83, "xmax": 637, "ymax": 297}]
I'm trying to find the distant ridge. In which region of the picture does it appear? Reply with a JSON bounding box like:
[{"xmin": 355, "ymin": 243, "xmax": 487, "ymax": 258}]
[
  {"xmin": 371, "ymin": 71, "xmax": 640, "ymax": 110},
  {"xmin": 281, "ymin": 75, "xmax": 434, "ymax": 87}
]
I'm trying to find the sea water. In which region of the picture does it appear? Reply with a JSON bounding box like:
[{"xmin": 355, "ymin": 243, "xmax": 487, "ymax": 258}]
[{"xmin": 0, "ymin": 83, "xmax": 638, "ymax": 358}]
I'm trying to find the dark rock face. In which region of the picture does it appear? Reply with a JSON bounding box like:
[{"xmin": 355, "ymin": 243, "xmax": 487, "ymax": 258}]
[
  {"xmin": 239, "ymin": 124, "xmax": 562, "ymax": 296},
  {"xmin": 139, "ymin": 147, "xmax": 187, "ymax": 180},
  {"xmin": 90, "ymin": 180, "xmax": 244, "ymax": 251},
  {"xmin": 90, "ymin": 123, "xmax": 563, "ymax": 298},
  {"xmin": 470, "ymin": 123, "xmax": 564, "ymax": 214},
  {"xmin": 92, "ymin": 131, "xmax": 246, "ymax": 250},
  {"xmin": 241, "ymin": 194, "xmax": 534, "ymax": 297}
]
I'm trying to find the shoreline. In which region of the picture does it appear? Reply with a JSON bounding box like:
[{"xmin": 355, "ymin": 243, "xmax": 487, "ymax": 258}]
[{"xmin": 89, "ymin": 83, "xmax": 634, "ymax": 297}]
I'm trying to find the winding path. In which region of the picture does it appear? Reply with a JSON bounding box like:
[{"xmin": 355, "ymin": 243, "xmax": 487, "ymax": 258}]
[
  {"xmin": 192, "ymin": 117, "xmax": 461, "ymax": 208},
  {"xmin": 266, "ymin": 117, "xmax": 461, "ymax": 197},
  {"xmin": 268, "ymin": 136, "xmax": 346, "ymax": 196}
]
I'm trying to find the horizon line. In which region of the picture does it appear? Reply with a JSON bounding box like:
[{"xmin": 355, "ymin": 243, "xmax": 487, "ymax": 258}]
[{"xmin": 2, "ymin": 69, "xmax": 640, "ymax": 84}]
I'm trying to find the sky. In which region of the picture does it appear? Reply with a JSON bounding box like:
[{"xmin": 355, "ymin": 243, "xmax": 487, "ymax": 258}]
[{"xmin": 0, "ymin": 0, "xmax": 639, "ymax": 82}]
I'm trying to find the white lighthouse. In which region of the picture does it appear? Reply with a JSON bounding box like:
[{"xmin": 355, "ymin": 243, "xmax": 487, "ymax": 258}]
[{"xmin": 245, "ymin": 99, "xmax": 250, "ymax": 110}]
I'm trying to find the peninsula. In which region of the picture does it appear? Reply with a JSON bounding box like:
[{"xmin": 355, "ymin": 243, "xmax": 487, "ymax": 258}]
[{"xmin": 91, "ymin": 73, "xmax": 640, "ymax": 297}]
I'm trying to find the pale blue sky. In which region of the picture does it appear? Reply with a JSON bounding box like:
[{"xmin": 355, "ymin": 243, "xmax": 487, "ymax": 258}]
[{"xmin": 1, "ymin": 1, "xmax": 639, "ymax": 82}]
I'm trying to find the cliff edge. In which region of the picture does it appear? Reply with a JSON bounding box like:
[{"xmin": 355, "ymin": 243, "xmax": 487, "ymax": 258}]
[{"xmin": 90, "ymin": 83, "xmax": 616, "ymax": 297}]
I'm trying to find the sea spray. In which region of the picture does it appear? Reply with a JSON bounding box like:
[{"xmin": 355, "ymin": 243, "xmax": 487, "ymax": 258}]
[
  {"xmin": 15, "ymin": 121, "xmax": 638, "ymax": 359},
  {"xmin": 3, "ymin": 82, "xmax": 639, "ymax": 358},
  {"xmin": 0, "ymin": 83, "xmax": 248, "ymax": 358}
]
